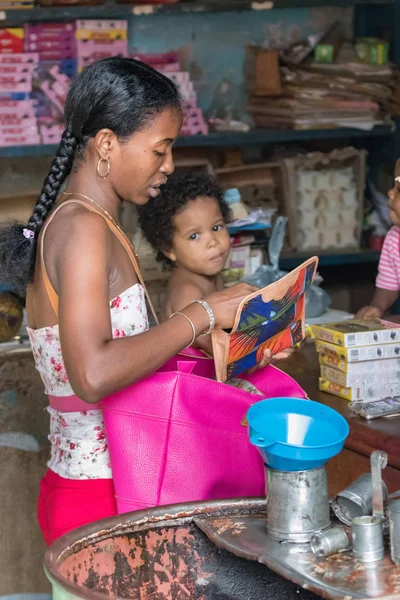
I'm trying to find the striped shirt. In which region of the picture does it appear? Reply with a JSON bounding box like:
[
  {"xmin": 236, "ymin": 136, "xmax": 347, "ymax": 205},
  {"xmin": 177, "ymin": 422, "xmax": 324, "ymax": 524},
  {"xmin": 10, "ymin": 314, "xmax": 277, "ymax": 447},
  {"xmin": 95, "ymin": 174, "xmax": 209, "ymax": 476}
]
[{"xmin": 376, "ymin": 226, "xmax": 400, "ymax": 291}]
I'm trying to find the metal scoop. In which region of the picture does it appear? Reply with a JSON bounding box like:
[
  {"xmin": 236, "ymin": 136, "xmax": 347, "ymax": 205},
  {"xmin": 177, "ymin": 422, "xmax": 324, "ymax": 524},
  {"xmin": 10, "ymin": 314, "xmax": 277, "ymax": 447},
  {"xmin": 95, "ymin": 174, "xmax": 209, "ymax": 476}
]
[{"xmin": 371, "ymin": 450, "xmax": 388, "ymax": 520}]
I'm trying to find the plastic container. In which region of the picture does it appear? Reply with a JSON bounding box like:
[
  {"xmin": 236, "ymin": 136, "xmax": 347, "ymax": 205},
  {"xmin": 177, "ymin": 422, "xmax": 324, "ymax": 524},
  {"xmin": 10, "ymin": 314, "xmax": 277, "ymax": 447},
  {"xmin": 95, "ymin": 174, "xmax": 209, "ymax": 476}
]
[
  {"xmin": 248, "ymin": 397, "xmax": 349, "ymax": 471},
  {"xmin": 223, "ymin": 188, "xmax": 248, "ymax": 221}
]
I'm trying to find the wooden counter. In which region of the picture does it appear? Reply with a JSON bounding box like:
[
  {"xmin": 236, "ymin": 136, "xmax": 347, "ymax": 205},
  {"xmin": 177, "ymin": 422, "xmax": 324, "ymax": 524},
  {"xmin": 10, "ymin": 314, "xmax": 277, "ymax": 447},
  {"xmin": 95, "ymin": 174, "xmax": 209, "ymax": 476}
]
[{"xmin": 279, "ymin": 343, "xmax": 400, "ymax": 496}]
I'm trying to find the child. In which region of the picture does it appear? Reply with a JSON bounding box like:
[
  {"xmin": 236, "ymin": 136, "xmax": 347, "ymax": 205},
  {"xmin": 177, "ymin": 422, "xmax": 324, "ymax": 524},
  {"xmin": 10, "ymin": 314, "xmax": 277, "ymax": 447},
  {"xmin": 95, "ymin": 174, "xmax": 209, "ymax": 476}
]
[
  {"xmin": 138, "ymin": 170, "xmax": 290, "ymax": 366},
  {"xmin": 357, "ymin": 161, "xmax": 400, "ymax": 319}
]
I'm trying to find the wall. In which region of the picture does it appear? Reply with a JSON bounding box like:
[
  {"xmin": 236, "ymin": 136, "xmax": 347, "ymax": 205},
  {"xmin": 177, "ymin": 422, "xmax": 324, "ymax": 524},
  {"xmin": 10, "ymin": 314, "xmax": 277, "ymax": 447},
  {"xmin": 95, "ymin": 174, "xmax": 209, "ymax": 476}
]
[{"xmin": 130, "ymin": 6, "xmax": 353, "ymax": 119}]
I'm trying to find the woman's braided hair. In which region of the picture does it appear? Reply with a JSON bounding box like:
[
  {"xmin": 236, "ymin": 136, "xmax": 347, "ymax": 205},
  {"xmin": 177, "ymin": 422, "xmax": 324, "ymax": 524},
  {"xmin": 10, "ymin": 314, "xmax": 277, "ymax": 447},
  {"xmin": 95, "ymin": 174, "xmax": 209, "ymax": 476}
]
[{"xmin": 0, "ymin": 57, "xmax": 180, "ymax": 297}]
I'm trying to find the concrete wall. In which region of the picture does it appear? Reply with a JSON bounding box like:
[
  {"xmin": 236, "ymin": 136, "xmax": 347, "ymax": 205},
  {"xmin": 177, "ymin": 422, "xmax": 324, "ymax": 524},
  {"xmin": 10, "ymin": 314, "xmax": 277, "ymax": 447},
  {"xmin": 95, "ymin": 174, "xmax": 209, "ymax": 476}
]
[{"xmin": 129, "ymin": 6, "xmax": 353, "ymax": 118}]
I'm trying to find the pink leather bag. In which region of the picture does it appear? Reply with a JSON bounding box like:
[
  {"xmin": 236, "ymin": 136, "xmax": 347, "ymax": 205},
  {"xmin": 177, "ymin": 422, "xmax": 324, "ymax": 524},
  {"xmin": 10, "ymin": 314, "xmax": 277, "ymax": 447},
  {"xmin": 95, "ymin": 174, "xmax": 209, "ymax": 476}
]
[{"xmin": 102, "ymin": 349, "xmax": 307, "ymax": 514}]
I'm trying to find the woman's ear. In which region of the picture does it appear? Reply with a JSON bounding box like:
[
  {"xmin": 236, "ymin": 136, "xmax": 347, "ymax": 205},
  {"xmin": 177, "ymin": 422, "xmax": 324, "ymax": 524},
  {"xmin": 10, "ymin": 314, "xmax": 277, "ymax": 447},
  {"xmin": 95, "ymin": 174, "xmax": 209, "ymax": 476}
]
[{"xmin": 94, "ymin": 128, "xmax": 116, "ymax": 159}]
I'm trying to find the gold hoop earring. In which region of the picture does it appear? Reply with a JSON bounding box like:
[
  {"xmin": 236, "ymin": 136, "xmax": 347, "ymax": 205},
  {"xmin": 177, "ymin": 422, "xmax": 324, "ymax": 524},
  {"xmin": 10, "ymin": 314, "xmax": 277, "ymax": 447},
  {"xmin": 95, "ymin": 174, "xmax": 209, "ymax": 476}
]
[{"xmin": 97, "ymin": 157, "xmax": 110, "ymax": 178}]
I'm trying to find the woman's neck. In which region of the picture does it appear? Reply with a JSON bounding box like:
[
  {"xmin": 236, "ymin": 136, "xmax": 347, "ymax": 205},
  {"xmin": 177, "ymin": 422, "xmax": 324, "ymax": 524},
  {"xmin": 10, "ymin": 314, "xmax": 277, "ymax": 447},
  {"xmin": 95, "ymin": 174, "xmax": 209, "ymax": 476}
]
[{"xmin": 64, "ymin": 167, "xmax": 121, "ymax": 222}]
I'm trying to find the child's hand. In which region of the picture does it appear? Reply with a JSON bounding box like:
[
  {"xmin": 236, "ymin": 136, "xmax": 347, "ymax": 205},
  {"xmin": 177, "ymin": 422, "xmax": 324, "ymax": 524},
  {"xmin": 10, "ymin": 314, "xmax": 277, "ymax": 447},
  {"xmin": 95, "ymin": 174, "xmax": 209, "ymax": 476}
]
[{"xmin": 356, "ymin": 305, "xmax": 383, "ymax": 320}]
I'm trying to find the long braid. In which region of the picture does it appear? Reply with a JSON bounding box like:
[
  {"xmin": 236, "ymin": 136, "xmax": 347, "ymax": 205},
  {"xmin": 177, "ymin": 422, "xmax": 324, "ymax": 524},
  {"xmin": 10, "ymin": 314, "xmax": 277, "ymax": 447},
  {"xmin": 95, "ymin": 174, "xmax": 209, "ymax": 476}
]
[
  {"xmin": 0, "ymin": 128, "xmax": 77, "ymax": 297},
  {"xmin": 28, "ymin": 128, "xmax": 77, "ymax": 236}
]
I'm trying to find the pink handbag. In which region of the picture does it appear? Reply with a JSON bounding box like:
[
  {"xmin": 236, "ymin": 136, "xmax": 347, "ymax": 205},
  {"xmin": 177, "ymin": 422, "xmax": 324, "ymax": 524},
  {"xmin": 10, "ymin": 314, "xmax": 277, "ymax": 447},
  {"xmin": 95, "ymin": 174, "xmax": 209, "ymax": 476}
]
[{"xmin": 102, "ymin": 349, "xmax": 307, "ymax": 514}]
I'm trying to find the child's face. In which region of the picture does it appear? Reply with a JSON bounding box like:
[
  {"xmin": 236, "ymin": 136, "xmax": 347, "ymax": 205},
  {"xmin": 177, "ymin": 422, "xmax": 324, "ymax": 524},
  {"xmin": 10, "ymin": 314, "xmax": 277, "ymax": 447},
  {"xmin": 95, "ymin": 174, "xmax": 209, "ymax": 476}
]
[
  {"xmin": 166, "ymin": 195, "xmax": 231, "ymax": 276},
  {"xmin": 388, "ymin": 160, "xmax": 400, "ymax": 226}
]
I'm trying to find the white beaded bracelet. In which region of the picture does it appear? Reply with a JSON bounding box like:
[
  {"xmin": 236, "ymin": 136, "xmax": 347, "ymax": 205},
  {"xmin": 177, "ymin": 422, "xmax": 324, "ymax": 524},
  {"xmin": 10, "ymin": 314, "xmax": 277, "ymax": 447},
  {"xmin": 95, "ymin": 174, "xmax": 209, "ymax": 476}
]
[
  {"xmin": 191, "ymin": 299, "xmax": 215, "ymax": 335},
  {"xmin": 169, "ymin": 311, "xmax": 196, "ymax": 347}
]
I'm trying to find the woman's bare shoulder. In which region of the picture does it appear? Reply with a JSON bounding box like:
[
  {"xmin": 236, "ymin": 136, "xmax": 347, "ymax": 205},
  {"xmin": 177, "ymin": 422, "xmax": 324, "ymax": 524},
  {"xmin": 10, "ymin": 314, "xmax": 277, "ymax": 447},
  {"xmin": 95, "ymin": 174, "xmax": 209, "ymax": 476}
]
[{"xmin": 44, "ymin": 203, "xmax": 112, "ymax": 252}]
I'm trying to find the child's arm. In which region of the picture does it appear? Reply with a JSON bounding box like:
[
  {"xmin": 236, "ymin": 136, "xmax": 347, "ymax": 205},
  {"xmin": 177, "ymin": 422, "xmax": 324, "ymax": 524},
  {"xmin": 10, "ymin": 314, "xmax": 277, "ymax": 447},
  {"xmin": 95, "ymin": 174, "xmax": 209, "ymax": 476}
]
[
  {"xmin": 357, "ymin": 227, "xmax": 400, "ymax": 319},
  {"xmin": 357, "ymin": 288, "xmax": 399, "ymax": 319}
]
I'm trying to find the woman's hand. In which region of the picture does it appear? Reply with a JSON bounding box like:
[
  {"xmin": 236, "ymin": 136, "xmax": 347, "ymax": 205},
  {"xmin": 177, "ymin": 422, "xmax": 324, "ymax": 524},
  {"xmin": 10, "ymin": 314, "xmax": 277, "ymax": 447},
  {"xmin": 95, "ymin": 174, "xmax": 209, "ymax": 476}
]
[
  {"xmin": 355, "ymin": 305, "xmax": 383, "ymax": 320},
  {"xmin": 204, "ymin": 283, "xmax": 259, "ymax": 330},
  {"xmin": 247, "ymin": 347, "xmax": 294, "ymax": 374}
]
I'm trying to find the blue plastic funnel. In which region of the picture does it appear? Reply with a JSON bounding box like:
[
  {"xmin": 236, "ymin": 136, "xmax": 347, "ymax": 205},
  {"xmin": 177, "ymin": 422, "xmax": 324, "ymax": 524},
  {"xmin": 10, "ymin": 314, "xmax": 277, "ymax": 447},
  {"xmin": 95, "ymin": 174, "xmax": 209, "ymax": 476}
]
[{"xmin": 248, "ymin": 397, "xmax": 349, "ymax": 472}]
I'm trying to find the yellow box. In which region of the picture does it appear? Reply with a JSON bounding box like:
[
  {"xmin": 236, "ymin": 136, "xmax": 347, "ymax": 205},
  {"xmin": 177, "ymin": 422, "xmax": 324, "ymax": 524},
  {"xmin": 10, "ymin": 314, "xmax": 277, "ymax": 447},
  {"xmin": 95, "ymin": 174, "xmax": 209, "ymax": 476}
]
[
  {"xmin": 312, "ymin": 319, "xmax": 400, "ymax": 348},
  {"xmin": 316, "ymin": 339, "xmax": 400, "ymax": 363},
  {"xmin": 319, "ymin": 351, "xmax": 400, "ymax": 375},
  {"xmin": 319, "ymin": 377, "xmax": 362, "ymax": 401},
  {"xmin": 76, "ymin": 29, "xmax": 127, "ymax": 40}
]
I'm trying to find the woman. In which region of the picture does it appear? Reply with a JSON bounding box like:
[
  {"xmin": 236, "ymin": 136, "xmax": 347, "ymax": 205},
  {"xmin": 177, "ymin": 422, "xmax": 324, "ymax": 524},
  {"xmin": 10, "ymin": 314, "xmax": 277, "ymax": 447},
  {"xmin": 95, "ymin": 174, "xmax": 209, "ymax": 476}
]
[{"xmin": 0, "ymin": 57, "xmax": 266, "ymax": 545}]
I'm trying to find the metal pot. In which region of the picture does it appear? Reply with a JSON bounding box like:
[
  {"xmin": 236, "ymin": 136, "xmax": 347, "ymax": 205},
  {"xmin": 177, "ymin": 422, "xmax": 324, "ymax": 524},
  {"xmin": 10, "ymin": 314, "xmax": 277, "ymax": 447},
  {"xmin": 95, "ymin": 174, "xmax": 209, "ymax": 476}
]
[{"xmin": 44, "ymin": 498, "xmax": 320, "ymax": 600}]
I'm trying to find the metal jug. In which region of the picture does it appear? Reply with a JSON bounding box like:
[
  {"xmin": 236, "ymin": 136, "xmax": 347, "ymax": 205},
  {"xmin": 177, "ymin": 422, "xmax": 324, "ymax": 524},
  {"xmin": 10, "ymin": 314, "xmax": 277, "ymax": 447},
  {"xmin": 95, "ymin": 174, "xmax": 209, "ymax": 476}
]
[{"xmin": 266, "ymin": 466, "xmax": 330, "ymax": 543}]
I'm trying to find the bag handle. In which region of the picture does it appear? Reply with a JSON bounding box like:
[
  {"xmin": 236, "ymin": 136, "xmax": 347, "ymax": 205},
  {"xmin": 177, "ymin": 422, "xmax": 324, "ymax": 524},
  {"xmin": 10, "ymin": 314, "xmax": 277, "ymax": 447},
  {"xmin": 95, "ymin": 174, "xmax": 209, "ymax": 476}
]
[{"xmin": 40, "ymin": 198, "xmax": 159, "ymax": 324}]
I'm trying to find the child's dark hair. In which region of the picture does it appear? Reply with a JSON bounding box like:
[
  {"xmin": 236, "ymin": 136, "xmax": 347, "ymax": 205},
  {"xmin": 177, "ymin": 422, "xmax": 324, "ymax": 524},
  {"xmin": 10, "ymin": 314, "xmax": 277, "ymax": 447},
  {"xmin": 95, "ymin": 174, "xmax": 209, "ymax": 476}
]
[
  {"xmin": 138, "ymin": 170, "xmax": 230, "ymax": 268},
  {"xmin": 0, "ymin": 57, "xmax": 181, "ymax": 296}
]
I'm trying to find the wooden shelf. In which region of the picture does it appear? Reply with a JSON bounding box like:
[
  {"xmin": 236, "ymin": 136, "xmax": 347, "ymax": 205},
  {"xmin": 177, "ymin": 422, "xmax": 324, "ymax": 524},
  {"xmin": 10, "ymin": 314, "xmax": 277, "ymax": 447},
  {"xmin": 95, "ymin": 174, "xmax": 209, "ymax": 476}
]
[
  {"xmin": 0, "ymin": 0, "xmax": 394, "ymax": 25},
  {"xmin": 280, "ymin": 249, "xmax": 380, "ymax": 270},
  {"xmin": 0, "ymin": 124, "xmax": 395, "ymax": 158}
]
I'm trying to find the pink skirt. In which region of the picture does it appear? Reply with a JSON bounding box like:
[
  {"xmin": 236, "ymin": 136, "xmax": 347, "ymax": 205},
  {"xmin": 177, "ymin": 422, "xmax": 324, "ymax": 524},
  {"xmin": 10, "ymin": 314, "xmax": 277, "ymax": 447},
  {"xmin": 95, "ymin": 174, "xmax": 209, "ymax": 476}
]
[{"xmin": 37, "ymin": 469, "xmax": 117, "ymax": 545}]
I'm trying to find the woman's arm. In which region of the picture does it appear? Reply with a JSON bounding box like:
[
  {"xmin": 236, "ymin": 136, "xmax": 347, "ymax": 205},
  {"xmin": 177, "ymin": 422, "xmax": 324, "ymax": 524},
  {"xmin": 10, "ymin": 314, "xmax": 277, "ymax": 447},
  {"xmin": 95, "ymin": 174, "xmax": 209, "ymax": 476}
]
[
  {"xmin": 53, "ymin": 213, "xmax": 255, "ymax": 403},
  {"xmin": 165, "ymin": 279, "xmax": 215, "ymax": 355}
]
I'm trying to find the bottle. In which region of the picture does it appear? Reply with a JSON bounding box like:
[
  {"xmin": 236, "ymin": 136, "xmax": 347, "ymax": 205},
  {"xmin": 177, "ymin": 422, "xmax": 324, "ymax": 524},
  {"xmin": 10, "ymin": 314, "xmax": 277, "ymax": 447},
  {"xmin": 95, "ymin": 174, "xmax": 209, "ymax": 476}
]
[{"xmin": 223, "ymin": 188, "xmax": 248, "ymax": 221}]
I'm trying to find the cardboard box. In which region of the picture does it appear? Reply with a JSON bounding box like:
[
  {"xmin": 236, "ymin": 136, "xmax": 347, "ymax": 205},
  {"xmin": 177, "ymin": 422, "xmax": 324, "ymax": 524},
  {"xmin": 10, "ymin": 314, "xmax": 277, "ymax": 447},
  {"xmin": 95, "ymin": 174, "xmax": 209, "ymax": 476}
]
[
  {"xmin": 244, "ymin": 46, "xmax": 281, "ymax": 97},
  {"xmin": 281, "ymin": 147, "xmax": 367, "ymax": 251},
  {"xmin": 314, "ymin": 44, "xmax": 334, "ymax": 63},
  {"xmin": 356, "ymin": 37, "xmax": 389, "ymax": 65},
  {"xmin": 312, "ymin": 319, "xmax": 400, "ymax": 347},
  {"xmin": 319, "ymin": 377, "xmax": 400, "ymax": 401},
  {"xmin": 319, "ymin": 351, "xmax": 400, "ymax": 374},
  {"xmin": 316, "ymin": 339, "xmax": 400, "ymax": 362},
  {"xmin": 320, "ymin": 363, "xmax": 400, "ymax": 387},
  {"xmin": 76, "ymin": 19, "xmax": 127, "ymax": 31}
]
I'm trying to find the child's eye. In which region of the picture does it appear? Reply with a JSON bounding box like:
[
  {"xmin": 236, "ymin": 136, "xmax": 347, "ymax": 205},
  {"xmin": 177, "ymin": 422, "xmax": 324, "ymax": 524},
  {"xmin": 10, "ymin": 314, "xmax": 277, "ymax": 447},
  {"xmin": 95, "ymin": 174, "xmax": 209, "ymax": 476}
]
[
  {"xmin": 213, "ymin": 224, "xmax": 224, "ymax": 232},
  {"xmin": 189, "ymin": 233, "xmax": 199, "ymax": 241},
  {"xmin": 154, "ymin": 151, "xmax": 166, "ymax": 158}
]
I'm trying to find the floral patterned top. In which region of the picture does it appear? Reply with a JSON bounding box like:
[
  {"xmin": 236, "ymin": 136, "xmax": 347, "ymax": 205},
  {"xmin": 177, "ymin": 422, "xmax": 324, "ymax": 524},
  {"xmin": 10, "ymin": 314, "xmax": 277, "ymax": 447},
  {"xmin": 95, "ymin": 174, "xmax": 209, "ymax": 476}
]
[{"xmin": 27, "ymin": 283, "xmax": 148, "ymax": 480}]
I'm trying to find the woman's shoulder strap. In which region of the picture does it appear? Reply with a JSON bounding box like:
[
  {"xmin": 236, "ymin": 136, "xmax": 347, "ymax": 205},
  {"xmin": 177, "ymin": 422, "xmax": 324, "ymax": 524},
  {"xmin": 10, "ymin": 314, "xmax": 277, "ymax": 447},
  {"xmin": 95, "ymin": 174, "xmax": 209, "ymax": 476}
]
[{"xmin": 40, "ymin": 198, "xmax": 158, "ymax": 323}]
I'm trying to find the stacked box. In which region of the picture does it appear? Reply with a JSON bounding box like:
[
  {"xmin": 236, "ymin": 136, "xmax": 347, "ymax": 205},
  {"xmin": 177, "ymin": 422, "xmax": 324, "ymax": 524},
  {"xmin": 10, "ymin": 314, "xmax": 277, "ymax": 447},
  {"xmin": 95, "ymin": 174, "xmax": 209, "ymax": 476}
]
[
  {"xmin": 0, "ymin": 51, "xmax": 40, "ymax": 147},
  {"xmin": 33, "ymin": 64, "xmax": 72, "ymax": 141},
  {"xmin": 312, "ymin": 319, "xmax": 400, "ymax": 401},
  {"xmin": 24, "ymin": 23, "xmax": 77, "ymax": 64},
  {"xmin": 131, "ymin": 52, "xmax": 180, "ymax": 73},
  {"xmin": 76, "ymin": 20, "xmax": 128, "ymax": 72},
  {"xmin": 22, "ymin": 23, "xmax": 75, "ymax": 139},
  {"xmin": 132, "ymin": 52, "xmax": 208, "ymax": 136},
  {"xmin": 0, "ymin": 29, "xmax": 24, "ymax": 54},
  {"xmin": 165, "ymin": 72, "xmax": 208, "ymax": 135}
]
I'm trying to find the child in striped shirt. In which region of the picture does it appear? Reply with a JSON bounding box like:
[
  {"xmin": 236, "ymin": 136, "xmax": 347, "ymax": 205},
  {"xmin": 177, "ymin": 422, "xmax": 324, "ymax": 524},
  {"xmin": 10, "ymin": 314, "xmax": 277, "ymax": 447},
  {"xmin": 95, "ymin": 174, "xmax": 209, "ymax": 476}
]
[{"xmin": 357, "ymin": 161, "xmax": 400, "ymax": 319}]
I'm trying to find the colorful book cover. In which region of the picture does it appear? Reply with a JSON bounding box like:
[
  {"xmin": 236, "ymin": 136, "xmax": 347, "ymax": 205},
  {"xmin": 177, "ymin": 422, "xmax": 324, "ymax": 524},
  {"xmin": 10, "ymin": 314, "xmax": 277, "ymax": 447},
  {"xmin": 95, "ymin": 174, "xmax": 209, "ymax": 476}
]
[
  {"xmin": 312, "ymin": 319, "xmax": 400, "ymax": 348},
  {"xmin": 212, "ymin": 256, "xmax": 318, "ymax": 381},
  {"xmin": 316, "ymin": 339, "xmax": 400, "ymax": 363}
]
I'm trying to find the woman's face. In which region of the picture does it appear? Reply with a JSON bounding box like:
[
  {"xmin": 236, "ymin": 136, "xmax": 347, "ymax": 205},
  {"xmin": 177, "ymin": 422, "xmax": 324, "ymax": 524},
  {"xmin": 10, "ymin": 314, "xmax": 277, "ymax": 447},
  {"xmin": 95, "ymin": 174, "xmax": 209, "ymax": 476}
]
[
  {"xmin": 388, "ymin": 159, "xmax": 400, "ymax": 226},
  {"xmin": 109, "ymin": 107, "xmax": 182, "ymax": 205}
]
